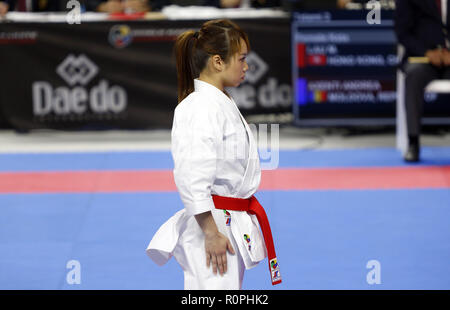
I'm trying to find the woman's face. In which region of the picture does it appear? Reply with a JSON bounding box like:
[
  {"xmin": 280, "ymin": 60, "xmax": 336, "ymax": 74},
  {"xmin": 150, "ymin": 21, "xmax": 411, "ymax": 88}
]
[{"xmin": 222, "ymin": 38, "xmax": 249, "ymax": 88}]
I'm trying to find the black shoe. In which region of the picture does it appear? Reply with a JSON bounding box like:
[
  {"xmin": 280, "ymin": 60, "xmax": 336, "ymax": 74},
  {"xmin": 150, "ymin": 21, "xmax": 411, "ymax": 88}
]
[{"xmin": 404, "ymin": 144, "xmax": 419, "ymax": 162}]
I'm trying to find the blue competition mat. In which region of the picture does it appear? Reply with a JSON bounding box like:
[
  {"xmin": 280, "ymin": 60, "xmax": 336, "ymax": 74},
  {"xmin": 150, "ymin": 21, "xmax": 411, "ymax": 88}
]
[
  {"xmin": 0, "ymin": 147, "xmax": 449, "ymax": 289},
  {"xmin": 1, "ymin": 147, "xmax": 450, "ymax": 172}
]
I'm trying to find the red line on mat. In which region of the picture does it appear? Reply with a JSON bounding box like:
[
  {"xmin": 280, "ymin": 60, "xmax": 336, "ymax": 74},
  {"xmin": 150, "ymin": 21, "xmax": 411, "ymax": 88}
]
[
  {"xmin": 0, "ymin": 166, "xmax": 449, "ymax": 194},
  {"xmin": 259, "ymin": 166, "xmax": 450, "ymax": 190}
]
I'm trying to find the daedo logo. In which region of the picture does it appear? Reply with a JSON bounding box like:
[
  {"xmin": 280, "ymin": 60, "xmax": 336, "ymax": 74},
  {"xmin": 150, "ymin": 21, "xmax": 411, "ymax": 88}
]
[
  {"xmin": 228, "ymin": 51, "xmax": 291, "ymax": 109},
  {"xmin": 56, "ymin": 54, "xmax": 98, "ymax": 86},
  {"xmin": 244, "ymin": 52, "xmax": 268, "ymax": 84},
  {"xmin": 32, "ymin": 54, "xmax": 127, "ymax": 117}
]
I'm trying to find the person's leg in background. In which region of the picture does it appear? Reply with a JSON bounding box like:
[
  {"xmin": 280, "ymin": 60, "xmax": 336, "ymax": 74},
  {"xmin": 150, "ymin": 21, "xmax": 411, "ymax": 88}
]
[{"xmin": 403, "ymin": 63, "xmax": 440, "ymax": 162}]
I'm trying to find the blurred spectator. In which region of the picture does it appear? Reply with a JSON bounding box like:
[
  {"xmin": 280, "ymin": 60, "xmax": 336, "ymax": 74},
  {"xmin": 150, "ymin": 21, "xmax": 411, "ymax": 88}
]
[
  {"xmin": 337, "ymin": 0, "xmax": 352, "ymax": 8},
  {"xmin": 87, "ymin": 0, "xmax": 151, "ymax": 13},
  {"xmin": 170, "ymin": 0, "xmax": 204, "ymax": 5},
  {"xmin": 1, "ymin": 0, "xmax": 62, "ymax": 12},
  {"xmin": 337, "ymin": 0, "xmax": 366, "ymax": 9},
  {"xmin": 204, "ymin": 0, "xmax": 281, "ymax": 8},
  {"xmin": 337, "ymin": 0, "xmax": 396, "ymax": 9},
  {"xmin": 394, "ymin": 0, "xmax": 450, "ymax": 162},
  {"xmin": 0, "ymin": 0, "xmax": 12, "ymax": 16},
  {"xmin": 287, "ymin": 0, "xmax": 338, "ymax": 10}
]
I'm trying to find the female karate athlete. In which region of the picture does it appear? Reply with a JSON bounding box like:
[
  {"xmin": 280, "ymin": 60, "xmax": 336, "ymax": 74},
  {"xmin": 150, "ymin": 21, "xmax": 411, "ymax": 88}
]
[{"xmin": 146, "ymin": 19, "xmax": 281, "ymax": 290}]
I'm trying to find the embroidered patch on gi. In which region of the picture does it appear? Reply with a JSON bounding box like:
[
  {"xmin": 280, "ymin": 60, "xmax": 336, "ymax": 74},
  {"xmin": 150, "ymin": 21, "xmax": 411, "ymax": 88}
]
[
  {"xmin": 270, "ymin": 258, "xmax": 281, "ymax": 283},
  {"xmin": 244, "ymin": 234, "xmax": 251, "ymax": 251},
  {"xmin": 270, "ymin": 258, "xmax": 278, "ymax": 270},
  {"xmin": 224, "ymin": 210, "xmax": 231, "ymax": 226},
  {"xmin": 272, "ymin": 270, "xmax": 281, "ymax": 283}
]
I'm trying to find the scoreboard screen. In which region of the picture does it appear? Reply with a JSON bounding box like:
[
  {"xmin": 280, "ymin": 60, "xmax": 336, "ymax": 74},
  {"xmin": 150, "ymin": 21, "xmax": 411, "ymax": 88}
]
[{"xmin": 291, "ymin": 10, "xmax": 450, "ymax": 126}]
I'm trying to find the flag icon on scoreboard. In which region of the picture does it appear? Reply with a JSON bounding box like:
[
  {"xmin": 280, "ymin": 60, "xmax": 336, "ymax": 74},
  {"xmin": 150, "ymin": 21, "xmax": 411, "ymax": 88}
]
[
  {"xmin": 314, "ymin": 90, "xmax": 327, "ymax": 103},
  {"xmin": 297, "ymin": 79, "xmax": 328, "ymax": 104},
  {"xmin": 307, "ymin": 54, "xmax": 327, "ymax": 66}
]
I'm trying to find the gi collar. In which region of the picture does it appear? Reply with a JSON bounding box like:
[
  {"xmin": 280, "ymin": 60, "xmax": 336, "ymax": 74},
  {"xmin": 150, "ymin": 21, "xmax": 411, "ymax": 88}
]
[{"xmin": 194, "ymin": 79, "xmax": 232, "ymax": 103}]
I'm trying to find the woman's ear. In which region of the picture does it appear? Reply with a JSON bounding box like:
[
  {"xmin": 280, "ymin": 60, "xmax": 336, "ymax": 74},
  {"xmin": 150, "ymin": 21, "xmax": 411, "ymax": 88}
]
[{"xmin": 211, "ymin": 55, "xmax": 224, "ymax": 72}]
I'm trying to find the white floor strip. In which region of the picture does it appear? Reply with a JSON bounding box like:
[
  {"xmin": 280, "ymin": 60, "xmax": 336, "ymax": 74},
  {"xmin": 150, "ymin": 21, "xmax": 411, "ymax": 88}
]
[{"xmin": 0, "ymin": 127, "xmax": 449, "ymax": 153}]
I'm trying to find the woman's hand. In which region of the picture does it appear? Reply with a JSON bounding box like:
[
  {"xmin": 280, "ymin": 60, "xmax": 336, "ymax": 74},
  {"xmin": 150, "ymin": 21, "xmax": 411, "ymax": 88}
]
[
  {"xmin": 204, "ymin": 231, "xmax": 235, "ymax": 275},
  {"xmin": 195, "ymin": 211, "xmax": 235, "ymax": 275}
]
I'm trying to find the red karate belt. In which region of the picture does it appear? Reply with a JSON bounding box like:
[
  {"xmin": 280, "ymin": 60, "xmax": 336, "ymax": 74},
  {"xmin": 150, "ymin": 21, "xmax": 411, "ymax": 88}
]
[{"xmin": 212, "ymin": 195, "xmax": 282, "ymax": 285}]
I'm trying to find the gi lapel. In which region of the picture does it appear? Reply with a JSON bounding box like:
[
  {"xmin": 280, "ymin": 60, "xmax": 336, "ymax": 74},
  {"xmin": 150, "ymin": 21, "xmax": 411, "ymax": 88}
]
[{"xmin": 230, "ymin": 98, "xmax": 260, "ymax": 198}]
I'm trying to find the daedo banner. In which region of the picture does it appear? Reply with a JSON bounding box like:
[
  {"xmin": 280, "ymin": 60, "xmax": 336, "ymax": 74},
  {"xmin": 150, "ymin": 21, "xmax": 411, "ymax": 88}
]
[{"xmin": 0, "ymin": 18, "xmax": 291, "ymax": 130}]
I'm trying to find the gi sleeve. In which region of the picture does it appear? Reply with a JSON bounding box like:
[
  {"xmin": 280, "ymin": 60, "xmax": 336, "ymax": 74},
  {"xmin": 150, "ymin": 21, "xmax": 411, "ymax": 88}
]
[{"xmin": 171, "ymin": 98, "xmax": 223, "ymax": 216}]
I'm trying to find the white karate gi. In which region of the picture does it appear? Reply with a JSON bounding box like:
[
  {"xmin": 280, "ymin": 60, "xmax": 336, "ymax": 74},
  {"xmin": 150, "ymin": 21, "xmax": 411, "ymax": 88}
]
[{"xmin": 146, "ymin": 79, "xmax": 267, "ymax": 290}]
